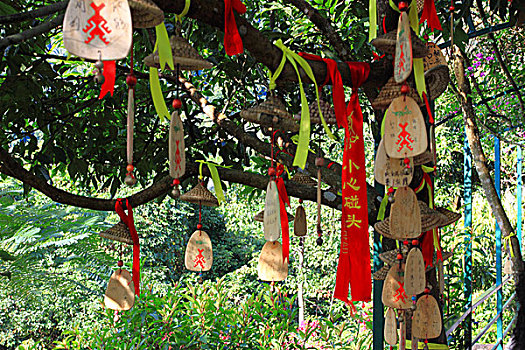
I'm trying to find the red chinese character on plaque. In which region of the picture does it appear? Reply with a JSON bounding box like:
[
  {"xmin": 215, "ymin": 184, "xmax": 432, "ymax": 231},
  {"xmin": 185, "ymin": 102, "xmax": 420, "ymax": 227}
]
[{"xmin": 83, "ymin": 3, "xmax": 111, "ymax": 44}]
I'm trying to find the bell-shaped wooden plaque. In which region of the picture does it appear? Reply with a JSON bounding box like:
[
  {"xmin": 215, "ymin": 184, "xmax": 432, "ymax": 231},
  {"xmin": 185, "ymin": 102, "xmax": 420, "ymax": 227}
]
[
  {"xmin": 258, "ymin": 241, "xmax": 288, "ymax": 282},
  {"xmin": 404, "ymin": 248, "xmax": 426, "ymax": 296},
  {"xmin": 104, "ymin": 269, "xmax": 135, "ymax": 311},
  {"xmin": 293, "ymin": 205, "xmax": 307, "ymax": 237},
  {"xmin": 384, "ymin": 307, "xmax": 398, "ymax": 346},
  {"xmin": 389, "ymin": 187, "xmax": 421, "ymax": 239},
  {"xmin": 374, "ymin": 139, "xmax": 414, "ymax": 187},
  {"xmin": 169, "ymin": 110, "xmax": 185, "ymax": 179},
  {"xmin": 382, "ymin": 263, "xmax": 411, "ymax": 309},
  {"xmin": 394, "ymin": 11, "xmax": 413, "ymax": 83},
  {"xmin": 412, "ymin": 294, "xmax": 442, "ymax": 339},
  {"xmin": 264, "ymin": 181, "xmax": 281, "ymax": 242},
  {"xmin": 184, "ymin": 230, "xmax": 213, "ymax": 272}
]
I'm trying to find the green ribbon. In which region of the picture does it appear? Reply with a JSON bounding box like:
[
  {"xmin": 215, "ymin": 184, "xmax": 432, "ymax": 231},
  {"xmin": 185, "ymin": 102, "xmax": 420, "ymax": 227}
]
[
  {"xmin": 380, "ymin": 110, "xmax": 387, "ymax": 137},
  {"xmin": 154, "ymin": 23, "xmax": 174, "ymax": 71},
  {"xmin": 377, "ymin": 192, "xmax": 389, "ymax": 221},
  {"xmin": 409, "ymin": 0, "xmax": 419, "ymax": 33},
  {"xmin": 269, "ymin": 39, "xmax": 335, "ymax": 169},
  {"xmin": 175, "ymin": 0, "xmax": 191, "ymax": 22},
  {"xmin": 149, "ymin": 68, "xmax": 171, "ymax": 122},
  {"xmin": 413, "ymin": 58, "xmax": 426, "ymax": 98},
  {"xmin": 369, "ymin": 0, "xmax": 377, "ymax": 42},
  {"xmin": 197, "ymin": 160, "xmax": 232, "ymax": 204},
  {"xmin": 388, "ymin": 0, "xmax": 400, "ymax": 12}
]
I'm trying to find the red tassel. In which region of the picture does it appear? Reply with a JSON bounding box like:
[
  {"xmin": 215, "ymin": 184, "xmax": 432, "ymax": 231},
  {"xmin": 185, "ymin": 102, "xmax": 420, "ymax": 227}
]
[
  {"xmin": 99, "ymin": 60, "xmax": 116, "ymax": 99},
  {"xmin": 421, "ymin": 230, "xmax": 434, "ymax": 268},
  {"xmin": 115, "ymin": 198, "xmax": 140, "ymax": 296},
  {"xmin": 223, "ymin": 0, "xmax": 246, "ymax": 56},
  {"xmin": 275, "ymin": 165, "xmax": 290, "ymax": 263},
  {"xmin": 419, "ymin": 0, "xmax": 442, "ymax": 31}
]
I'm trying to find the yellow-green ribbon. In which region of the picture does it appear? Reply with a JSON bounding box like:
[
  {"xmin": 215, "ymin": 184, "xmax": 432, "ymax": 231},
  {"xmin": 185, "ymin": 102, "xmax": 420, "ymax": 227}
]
[
  {"xmin": 175, "ymin": 0, "xmax": 190, "ymax": 22},
  {"xmin": 197, "ymin": 160, "xmax": 232, "ymax": 204},
  {"xmin": 154, "ymin": 23, "xmax": 174, "ymax": 71},
  {"xmin": 405, "ymin": 340, "xmax": 449, "ymax": 349},
  {"xmin": 504, "ymin": 233, "xmax": 517, "ymax": 258},
  {"xmin": 149, "ymin": 68, "xmax": 171, "ymax": 122},
  {"xmin": 409, "ymin": 0, "xmax": 419, "ymax": 33},
  {"xmin": 377, "ymin": 192, "xmax": 389, "ymax": 221},
  {"xmin": 422, "ymin": 164, "xmax": 435, "ymax": 173},
  {"xmin": 389, "ymin": 0, "xmax": 400, "ymax": 12},
  {"xmin": 269, "ymin": 39, "xmax": 335, "ymax": 169},
  {"xmin": 380, "ymin": 109, "xmax": 387, "ymax": 137},
  {"xmin": 369, "ymin": 0, "xmax": 377, "ymax": 42}
]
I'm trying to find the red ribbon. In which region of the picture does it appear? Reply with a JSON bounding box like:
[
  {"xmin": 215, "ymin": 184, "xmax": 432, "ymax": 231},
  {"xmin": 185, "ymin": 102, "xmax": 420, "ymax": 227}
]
[
  {"xmin": 275, "ymin": 164, "xmax": 290, "ymax": 263},
  {"xmin": 223, "ymin": 0, "xmax": 246, "ymax": 56},
  {"xmin": 334, "ymin": 62, "xmax": 371, "ymax": 304},
  {"xmin": 421, "ymin": 230, "xmax": 434, "ymax": 268},
  {"xmin": 115, "ymin": 198, "xmax": 140, "ymax": 296},
  {"xmin": 422, "ymin": 92, "xmax": 434, "ymax": 124},
  {"xmin": 298, "ymin": 53, "xmax": 346, "ymax": 128},
  {"xmin": 99, "ymin": 60, "xmax": 116, "ymax": 99},
  {"xmin": 419, "ymin": 0, "xmax": 442, "ymax": 31}
]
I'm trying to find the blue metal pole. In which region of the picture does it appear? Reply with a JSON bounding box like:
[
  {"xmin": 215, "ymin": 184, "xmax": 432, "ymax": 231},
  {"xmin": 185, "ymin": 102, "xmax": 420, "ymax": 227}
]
[
  {"xmin": 494, "ymin": 137, "xmax": 503, "ymax": 350},
  {"xmin": 517, "ymin": 146, "xmax": 523, "ymax": 250},
  {"xmin": 373, "ymin": 138, "xmax": 384, "ymax": 350},
  {"xmin": 464, "ymin": 132, "xmax": 473, "ymax": 349}
]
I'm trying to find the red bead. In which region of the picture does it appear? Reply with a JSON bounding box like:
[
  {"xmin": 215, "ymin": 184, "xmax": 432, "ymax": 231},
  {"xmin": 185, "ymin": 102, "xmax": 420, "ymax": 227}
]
[
  {"xmin": 117, "ymin": 260, "xmax": 123, "ymax": 267},
  {"xmin": 398, "ymin": 1, "xmax": 408, "ymax": 11},
  {"xmin": 423, "ymin": 34, "xmax": 429, "ymax": 40},
  {"xmin": 424, "ymin": 287, "xmax": 430, "ymax": 294},
  {"xmin": 403, "ymin": 240, "xmax": 409, "ymax": 246},
  {"xmin": 172, "ymin": 98, "xmax": 182, "ymax": 109},
  {"xmin": 424, "ymin": 339, "xmax": 429, "ymax": 344},
  {"xmin": 172, "ymin": 178, "xmax": 180, "ymax": 186},
  {"xmin": 401, "ymin": 84, "xmax": 410, "ymax": 94},
  {"xmin": 397, "ymin": 253, "xmax": 403, "ymax": 260},
  {"xmin": 404, "ymin": 158, "xmax": 410, "ymax": 165},
  {"xmin": 299, "ymin": 199, "xmax": 303, "ymax": 204},
  {"xmin": 449, "ymin": 5, "xmax": 455, "ymax": 11},
  {"xmin": 126, "ymin": 164, "xmax": 134, "ymax": 172},
  {"xmin": 412, "ymin": 239, "xmax": 419, "ymax": 246},
  {"xmin": 268, "ymin": 167, "xmax": 276, "ymax": 176},
  {"xmin": 197, "ymin": 223, "xmax": 203, "ymax": 230},
  {"xmin": 387, "ymin": 187, "xmax": 394, "ymax": 194},
  {"xmin": 126, "ymin": 73, "xmax": 137, "ymax": 88}
]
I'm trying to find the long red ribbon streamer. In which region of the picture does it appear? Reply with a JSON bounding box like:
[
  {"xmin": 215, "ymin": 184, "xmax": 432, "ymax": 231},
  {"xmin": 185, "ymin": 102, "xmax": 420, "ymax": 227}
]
[
  {"xmin": 223, "ymin": 0, "xmax": 246, "ymax": 56},
  {"xmin": 115, "ymin": 198, "xmax": 140, "ymax": 296},
  {"xmin": 275, "ymin": 164, "xmax": 290, "ymax": 263},
  {"xmin": 419, "ymin": 0, "xmax": 442, "ymax": 31},
  {"xmin": 334, "ymin": 62, "xmax": 371, "ymax": 304},
  {"xmin": 99, "ymin": 60, "xmax": 116, "ymax": 99},
  {"xmin": 422, "ymin": 92, "xmax": 435, "ymax": 124},
  {"xmin": 421, "ymin": 230, "xmax": 435, "ymax": 268}
]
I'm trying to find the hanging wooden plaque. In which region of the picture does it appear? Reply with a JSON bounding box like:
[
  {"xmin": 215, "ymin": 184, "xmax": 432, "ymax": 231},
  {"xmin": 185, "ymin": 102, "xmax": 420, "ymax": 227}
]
[
  {"xmin": 63, "ymin": 0, "xmax": 132, "ymax": 60},
  {"xmin": 384, "ymin": 96, "xmax": 427, "ymax": 159},
  {"xmin": 258, "ymin": 241, "xmax": 288, "ymax": 281},
  {"xmin": 412, "ymin": 295, "xmax": 442, "ymax": 339},
  {"xmin": 404, "ymin": 248, "xmax": 426, "ymax": 296},
  {"xmin": 104, "ymin": 269, "xmax": 135, "ymax": 311},
  {"xmin": 394, "ymin": 11, "xmax": 412, "ymax": 83},
  {"xmin": 389, "ymin": 187, "xmax": 421, "ymax": 239},
  {"xmin": 384, "ymin": 307, "xmax": 398, "ymax": 346},
  {"xmin": 375, "ymin": 139, "xmax": 414, "ymax": 187},
  {"xmin": 184, "ymin": 230, "xmax": 213, "ymax": 272},
  {"xmin": 169, "ymin": 110, "xmax": 186, "ymax": 179},
  {"xmin": 382, "ymin": 263, "xmax": 411, "ymax": 309},
  {"xmin": 293, "ymin": 205, "xmax": 307, "ymax": 237},
  {"xmin": 503, "ymin": 258, "xmax": 513, "ymax": 275},
  {"xmin": 264, "ymin": 180, "xmax": 281, "ymax": 242}
]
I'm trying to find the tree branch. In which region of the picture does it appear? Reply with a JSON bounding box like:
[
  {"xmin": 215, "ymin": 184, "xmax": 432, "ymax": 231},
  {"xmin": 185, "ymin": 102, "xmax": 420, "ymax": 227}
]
[
  {"xmin": 0, "ymin": 14, "xmax": 64, "ymax": 51},
  {"xmin": 0, "ymin": 1, "xmax": 67, "ymax": 25}
]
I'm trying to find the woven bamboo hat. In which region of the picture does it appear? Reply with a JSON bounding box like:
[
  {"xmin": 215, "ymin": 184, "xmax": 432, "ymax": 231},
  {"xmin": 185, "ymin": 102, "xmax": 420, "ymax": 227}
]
[
  {"xmin": 144, "ymin": 35, "xmax": 213, "ymax": 71},
  {"xmin": 253, "ymin": 210, "xmax": 294, "ymax": 223},
  {"xmin": 423, "ymin": 42, "xmax": 450, "ymax": 100},
  {"xmin": 128, "ymin": 0, "xmax": 164, "ymax": 28},
  {"xmin": 291, "ymin": 172, "xmax": 317, "ymax": 187},
  {"xmin": 99, "ymin": 222, "xmax": 133, "ymax": 245},
  {"xmin": 372, "ymin": 77, "xmax": 424, "ymax": 110},
  {"xmin": 414, "ymin": 150, "xmax": 434, "ymax": 166},
  {"xmin": 294, "ymin": 99, "xmax": 337, "ymax": 125},
  {"xmin": 240, "ymin": 95, "xmax": 299, "ymax": 132},
  {"xmin": 374, "ymin": 251, "xmax": 453, "ymax": 280},
  {"xmin": 373, "ymin": 265, "xmax": 390, "ymax": 280},
  {"xmin": 379, "ymin": 245, "xmax": 409, "ymax": 265},
  {"xmin": 371, "ymin": 29, "xmax": 429, "ymax": 58},
  {"xmin": 436, "ymin": 207, "xmax": 461, "ymax": 228},
  {"xmin": 180, "ymin": 182, "xmax": 219, "ymax": 207}
]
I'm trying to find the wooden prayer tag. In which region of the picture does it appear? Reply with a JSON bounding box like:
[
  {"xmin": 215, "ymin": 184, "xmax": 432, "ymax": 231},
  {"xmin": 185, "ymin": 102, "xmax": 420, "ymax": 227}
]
[
  {"xmin": 264, "ymin": 181, "xmax": 281, "ymax": 242},
  {"xmin": 374, "ymin": 139, "xmax": 413, "ymax": 187},
  {"xmin": 293, "ymin": 205, "xmax": 307, "ymax": 237},
  {"xmin": 389, "ymin": 187, "xmax": 421, "ymax": 239},
  {"xmin": 258, "ymin": 241, "xmax": 288, "ymax": 281},
  {"xmin": 63, "ymin": 0, "xmax": 132, "ymax": 60},
  {"xmin": 412, "ymin": 295, "xmax": 442, "ymax": 339},
  {"xmin": 384, "ymin": 307, "xmax": 398, "ymax": 346},
  {"xmin": 382, "ymin": 263, "xmax": 411, "ymax": 309},
  {"xmin": 104, "ymin": 269, "xmax": 135, "ymax": 311},
  {"xmin": 169, "ymin": 110, "xmax": 186, "ymax": 179},
  {"xmin": 503, "ymin": 258, "xmax": 513, "ymax": 274},
  {"xmin": 404, "ymin": 248, "xmax": 426, "ymax": 296},
  {"xmin": 384, "ymin": 96, "xmax": 427, "ymax": 159},
  {"xmin": 394, "ymin": 11, "xmax": 412, "ymax": 83},
  {"xmin": 184, "ymin": 230, "xmax": 213, "ymax": 272}
]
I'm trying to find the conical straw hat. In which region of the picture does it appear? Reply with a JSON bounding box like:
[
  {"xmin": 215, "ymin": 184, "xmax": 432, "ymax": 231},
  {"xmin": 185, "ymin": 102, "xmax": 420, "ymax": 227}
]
[
  {"xmin": 371, "ymin": 29, "xmax": 429, "ymax": 58},
  {"xmin": 128, "ymin": 0, "xmax": 164, "ymax": 28},
  {"xmin": 373, "ymin": 265, "xmax": 390, "ymax": 280},
  {"xmin": 144, "ymin": 35, "xmax": 214, "ymax": 71},
  {"xmin": 372, "ymin": 77, "xmax": 424, "ymax": 110},
  {"xmin": 435, "ymin": 207, "xmax": 461, "ymax": 228},
  {"xmin": 379, "ymin": 245, "xmax": 409, "ymax": 265},
  {"xmin": 253, "ymin": 209, "xmax": 294, "ymax": 223},
  {"xmin": 423, "ymin": 42, "xmax": 450, "ymax": 100},
  {"xmin": 294, "ymin": 99, "xmax": 337, "ymax": 125},
  {"xmin": 240, "ymin": 95, "xmax": 299, "ymax": 132},
  {"xmin": 291, "ymin": 172, "xmax": 317, "ymax": 187},
  {"xmin": 377, "ymin": 250, "xmax": 453, "ymax": 276},
  {"xmin": 180, "ymin": 182, "xmax": 219, "ymax": 207},
  {"xmin": 414, "ymin": 150, "xmax": 434, "ymax": 166},
  {"xmin": 99, "ymin": 221, "xmax": 133, "ymax": 245}
]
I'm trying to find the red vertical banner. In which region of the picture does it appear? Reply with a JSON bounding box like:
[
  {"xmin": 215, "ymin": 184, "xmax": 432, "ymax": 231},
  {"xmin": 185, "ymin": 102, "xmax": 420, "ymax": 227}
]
[{"xmin": 334, "ymin": 62, "xmax": 371, "ymax": 303}]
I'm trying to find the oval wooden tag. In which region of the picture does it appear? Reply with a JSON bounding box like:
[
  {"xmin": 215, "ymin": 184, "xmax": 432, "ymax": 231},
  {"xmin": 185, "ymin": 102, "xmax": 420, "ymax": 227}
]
[
  {"xmin": 184, "ymin": 230, "xmax": 213, "ymax": 272},
  {"xmin": 384, "ymin": 96, "xmax": 427, "ymax": 159},
  {"xmin": 264, "ymin": 181, "xmax": 281, "ymax": 242},
  {"xmin": 104, "ymin": 269, "xmax": 135, "ymax": 311},
  {"xmin": 404, "ymin": 248, "xmax": 426, "ymax": 296},
  {"xmin": 503, "ymin": 258, "xmax": 513, "ymax": 275},
  {"xmin": 389, "ymin": 187, "xmax": 421, "ymax": 239},
  {"xmin": 293, "ymin": 205, "xmax": 307, "ymax": 237},
  {"xmin": 384, "ymin": 307, "xmax": 398, "ymax": 346},
  {"xmin": 258, "ymin": 241, "xmax": 288, "ymax": 281},
  {"xmin": 375, "ymin": 139, "xmax": 413, "ymax": 187},
  {"xmin": 412, "ymin": 295, "xmax": 442, "ymax": 339},
  {"xmin": 63, "ymin": 0, "xmax": 132, "ymax": 60},
  {"xmin": 169, "ymin": 110, "xmax": 186, "ymax": 179},
  {"xmin": 394, "ymin": 11, "xmax": 412, "ymax": 83},
  {"xmin": 382, "ymin": 263, "xmax": 411, "ymax": 309}
]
